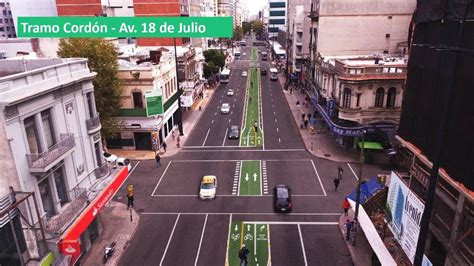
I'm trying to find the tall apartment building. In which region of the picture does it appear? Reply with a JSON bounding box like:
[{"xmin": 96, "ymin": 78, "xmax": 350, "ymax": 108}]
[
  {"xmin": 286, "ymin": 0, "xmax": 311, "ymax": 73},
  {"xmin": 0, "ymin": 58, "xmax": 128, "ymax": 265},
  {"xmin": 394, "ymin": 1, "xmax": 473, "ymax": 265},
  {"xmin": 0, "ymin": 0, "xmax": 16, "ymax": 38},
  {"xmin": 217, "ymin": 0, "xmax": 232, "ymax": 17},
  {"xmin": 268, "ymin": 0, "xmax": 287, "ymax": 41}
]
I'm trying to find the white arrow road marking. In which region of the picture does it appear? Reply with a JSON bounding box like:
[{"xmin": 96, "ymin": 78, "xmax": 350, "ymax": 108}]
[
  {"xmin": 260, "ymin": 225, "xmax": 265, "ymax": 231},
  {"xmin": 247, "ymin": 224, "xmax": 251, "ymax": 232},
  {"xmin": 245, "ymin": 173, "xmax": 249, "ymax": 181},
  {"xmin": 253, "ymin": 173, "xmax": 257, "ymax": 182},
  {"xmin": 235, "ymin": 224, "xmax": 238, "ymax": 231}
]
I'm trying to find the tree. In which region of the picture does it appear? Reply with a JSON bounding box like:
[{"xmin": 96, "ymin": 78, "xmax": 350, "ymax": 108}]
[
  {"xmin": 57, "ymin": 38, "xmax": 123, "ymax": 141},
  {"xmin": 233, "ymin": 26, "xmax": 243, "ymax": 41},
  {"xmin": 203, "ymin": 61, "xmax": 219, "ymax": 79},
  {"xmin": 203, "ymin": 49, "xmax": 226, "ymax": 69},
  {"xmin": 251, "ymin": 20, "xmax": 264, "ymax": 36},
  {"xmin": 242, "ymin": 22, "xmax": 252, "ymax": 34}
]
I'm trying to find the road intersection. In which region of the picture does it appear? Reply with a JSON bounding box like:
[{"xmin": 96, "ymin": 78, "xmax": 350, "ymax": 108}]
[{"xmin": 118, "ymin": 36, "xmax": 389, "ymax": 266}]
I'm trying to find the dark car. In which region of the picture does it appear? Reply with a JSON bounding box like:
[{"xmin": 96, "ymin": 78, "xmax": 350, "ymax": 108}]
[
  {"xmin": 228, "ymin": 125, "xmax": 240, "ymax": 139},
  {"xmin": 273, "ymin": 185, "xmax": 292, "ymax": 212},
  {"xmin": 261, "ymin": 69, "xmax": 267, "ymax": 76}
]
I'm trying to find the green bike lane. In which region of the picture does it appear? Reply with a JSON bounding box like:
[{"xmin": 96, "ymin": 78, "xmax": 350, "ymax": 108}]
[
  {"xmin": 238, "ymin": 160, "xmax": 262, "ymax": 195},
  {"xmin": 240, "ymin": 67, "xmax": 264, "ymax": 147},
  {"xmin": 227, "ymin": 221, "xmax": 270, "ymax": 266}
]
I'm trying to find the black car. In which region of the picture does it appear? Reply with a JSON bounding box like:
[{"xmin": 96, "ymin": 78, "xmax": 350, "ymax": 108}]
[
  {"xmin": 273, "ymin": 185, "xmax": 292, "ymax": 212},
  {"xmin": 228, "ymin": 125, "xmax": 240, "ymax": 139},
  {"xmin": 261, "ymin": 69, "xmax": 267, "ymax": 76}
]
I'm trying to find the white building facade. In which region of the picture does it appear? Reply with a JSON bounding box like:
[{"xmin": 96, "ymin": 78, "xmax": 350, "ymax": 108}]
[{"xmin": 268, "ymin": 0, "xmax": 287, "ymax": 41}]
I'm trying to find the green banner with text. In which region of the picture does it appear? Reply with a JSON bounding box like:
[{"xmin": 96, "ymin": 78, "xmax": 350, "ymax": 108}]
[{"xmin": 17, "ymin": 17, "xmax": 233, "ymax": 38}]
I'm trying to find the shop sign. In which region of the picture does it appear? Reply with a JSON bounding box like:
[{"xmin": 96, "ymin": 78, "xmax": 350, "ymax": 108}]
[
  {"xmin": 315, "ymin": 103, "xmax": 364, "ymax": 137},
  {"xmin": 58, "ymin": 167, "xmax": 129, "ymax": 256},
  {"xmin": 145, "ymin": 90, "xmax": 163, "ymax": 117}
]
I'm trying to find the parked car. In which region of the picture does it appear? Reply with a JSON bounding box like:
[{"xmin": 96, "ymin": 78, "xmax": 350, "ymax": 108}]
[
  {"xmin": 220, "ymin": 103, "xmax": 230, "ymax": 114},
  {"xmin": 103, "ymin": 151, "xmax": 118, "ymax": 163},
  {"xmin": 199, "ymin": 175, "xmax": 217, "ymax": 200},
  {"xmin": 273, "ymin": 185, "xmax": 292, "ymax": 212},
  {"xmin": 261, "ymin": 69, "xmax": 267, "ymax": 76},
  {"xmin": 228, "ymin": 125, "xmax": 240, "ymax": 139},
  {"xmin": 117, "ymin": 157, "xmax": 132, "ymax": 171},
  {"xmin": 242, "ymin": 71, "xmax": 248, "ymax": 77},
  {"xmin": 227, "ymin": 88, "xmax": 234, "ymax": 96}
]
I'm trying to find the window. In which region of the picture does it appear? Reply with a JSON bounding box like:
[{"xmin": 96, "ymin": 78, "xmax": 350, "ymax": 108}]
[
  {"xmin": 356, "ymin": 93, "xmax": 361, "ymax": 107},
  {"xmin": 270, "ymin": 2, "xmax": 286, "ymax": 8},
  {"xmin": 41, "ymin": 110, "xmax": 55, "ymax": 148},
  {"xmin": 385, "ymin": 34, "xmax": 390, "ymax": 38},
  {"xmin": 0, "ymin": 27, "xmax": 4, "ymax": 32},
  {"xmin": 387, "ymin": 87, "xmax": 396, "ymax": 108},
  {"xmin": 38, "ymin": 178, "xmax": 55, "ymax": 217},
  {"xmin": 342, "ymin": 88, "xmax": 351, "ymax": 108},
  {"xmin": 270, "ymin": 11, "xmax": 285, "ymax": 16},
  {"xmin": 375, "ymin": 87, "xmax": 385, "ymax": 107},
  {"xmin": 53, "ymin": 167, "xmax": 69, "ymax": 205},
  {"xmin": 268, "ymin": 27, "xmax": 279, "ymax": 32},
  {"xmin": 25, "ymin": 116, "xmax": 40, "ymax": 154},
  {"xmin": 86, "ymin": 92, "xmax": 94, "ymax": 118},
  {"xmin": 269, "ymin": 19, "xmax": 285, "ymax": 25},
  {"xmin": 132, "ymin": 91, "xmax": 143, "ymax": 108},
  {"xmin": 0, "ymin": 19, "xmax": 2, "ymax": 23}
]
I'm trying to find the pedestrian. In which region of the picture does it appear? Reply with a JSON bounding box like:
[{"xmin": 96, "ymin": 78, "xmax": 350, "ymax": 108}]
[
  {"xmin": 171, "ymin": 128, "xmax": 175, "ymax": 140},
  {"xmin": 176, "ymin": 135, "xmax": 180, "ymax": 148},
  {"xmin": 338, "ymin": 166, "xmax": 344, "ymax": 179},
  {"xmin": 296, "ymin": 100, "xmax": 300, "ymax": 106},
  {"xmin": 343, "ymin": 198, "xmax": 350, "ymax": 216},
  {"xmin": 351, "ymin": 218, "xmax": 358, "ymax": 245},
  {"xmin": 155, "ymin": 153, "xmax": 161, "ymax": 167},
  {"xmin": 239, "ymin": 244, "xmax": 249, "ymax": 265},
  {"xmin": 345, "ymin": 219, "xmax": 353, "ymax": 241},
  {"xmin": 333, "ymin": 177, "xmax": 340, "ymax": 191},
  {"xmin": 162, "ymin": 142, "xmax": 167, "ymax": 153},
  {"xmin": 308, "ymin": 113, "xmax": 312, "ymax": 120},
  {"xmin": 304, "ymin": 119, "xmax": 309, "ymax": 129},
  {"xmin": 127, "ymin": 184, "xmax": 134, "ymax": 209},
  {"xmin": 289, "ymin": 87, "xmax": 293, "ymax": 94},
  {"xmin": 301, "ymin": 113, "xmax": 306, "ymax": 121}
]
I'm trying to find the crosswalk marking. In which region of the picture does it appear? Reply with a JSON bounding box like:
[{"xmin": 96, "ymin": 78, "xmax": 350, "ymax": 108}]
[
  {"xmin": 233, "ymin": 161, "xmax": 241, "ymax": 195},
  {"xmin": 262, "ymin": 161, "xmax": 269, "ymax": 195}
]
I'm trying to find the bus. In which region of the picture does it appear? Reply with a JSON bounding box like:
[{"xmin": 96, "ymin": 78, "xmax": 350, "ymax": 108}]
[
  {"xmin": 261, "ymin": 51, "xmax": 268, "ymax": 61},
  {"xmin": 269, "ymin": 68, "xmax": 278, "ymax": 81},
  {"xmin": 220, "ymin": 69, "xmax": 231, "ymax": 84}
]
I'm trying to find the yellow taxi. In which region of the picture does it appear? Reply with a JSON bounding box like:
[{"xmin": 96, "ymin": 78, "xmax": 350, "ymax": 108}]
[{"xmin": 199, "ymin": 175, "xmax": 217, "ymax": 200}]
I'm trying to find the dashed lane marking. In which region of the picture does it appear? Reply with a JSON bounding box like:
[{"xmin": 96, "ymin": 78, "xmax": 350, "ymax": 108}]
[{"xmin": 202, "ymin": 128, "xmax": 210, "ymax": 147}]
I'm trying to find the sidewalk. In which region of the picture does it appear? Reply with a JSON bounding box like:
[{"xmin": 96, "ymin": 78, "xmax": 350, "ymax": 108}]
[
  {"xmin": 338, "ymin": 209, "xmax": 373, "ymax": 266},
  {"xmin": 79, "ymin": 201, "xmax": 139, "ymax": 266},
  {"xmin": 108, "ymin": 87, "xmax": 216, "ymax": 160},
  {"xmin": 278, "ymin": 73, "xmax": 359, "ymax": 163}
]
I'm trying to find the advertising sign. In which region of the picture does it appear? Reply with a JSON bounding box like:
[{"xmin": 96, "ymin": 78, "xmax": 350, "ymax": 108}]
[
  {"xmin": 386, "ymin": 171, "xmax": 425, "ymax": 263},
  {"xmin": 58, "ymin": 167, "xmax": 129, "ymax": 255},
  {"xmin": 145, "ymin": 90, "xmax": 163, "ymax": 117}
]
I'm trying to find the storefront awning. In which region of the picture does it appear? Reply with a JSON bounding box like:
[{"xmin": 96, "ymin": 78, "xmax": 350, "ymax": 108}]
[
  {"xmin": 358, "ymin": 141, "xmax": 384, "ymax": 150},
  {"xmin": 57, "ymin": 167, "xmax": 129, "ymax": 256}
]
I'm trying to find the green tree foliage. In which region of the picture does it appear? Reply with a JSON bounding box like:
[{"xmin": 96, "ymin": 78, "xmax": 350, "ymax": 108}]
[
  {"xmin": 57, "ymin": 38, "xmax": 123, "ymax": 140},
  {"xmin": 242, "ymin": 22, "xmax": 252, "ymax": 34},
  {"xmin": 203, "ymin": 61, "xmax": 219, "ymax": 79},
  {"xmin": 203, "ymin": 49, "xmax": 226, "ymax": 69},
  {"xmin": 251, "ymin": 20, "xmax": 264, "ymax": 36},
  {"xmin": 233, "ymin": 26, "xmax": 243, "ymax": 41}
]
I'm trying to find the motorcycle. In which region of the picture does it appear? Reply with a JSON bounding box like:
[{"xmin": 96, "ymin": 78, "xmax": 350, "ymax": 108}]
[{"xmin": 103, "ymin": 241, "xmax": 116, "ymax": 264}]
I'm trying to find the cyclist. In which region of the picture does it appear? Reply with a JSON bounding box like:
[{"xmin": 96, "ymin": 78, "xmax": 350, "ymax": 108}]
[{"xmin": 238, "ymin": 244, "xmax": 249, "ymax": 265}]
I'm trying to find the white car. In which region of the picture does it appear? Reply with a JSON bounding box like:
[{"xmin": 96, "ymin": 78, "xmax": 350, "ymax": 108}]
[
  {"xmin": 103, "ymin": 151, "xmax": 118, "ymax": 163},
  {"xmin": 117, "ymin": 157, "xmax": 132, "ymax": 171},
  {"xmin": 221, "ymin": 103, "xmax": 230, "ymax": 114},
  {"xmin": 243, "ymin": 52, "xmax": 246, "ymax": 56},
  {"xmin": 199, "ymin": 175, "xmax": 217, "ymax": 200},
  {"xmin": 242, "ymin": 71, "xmax": 248, "ymax": 77},
  {"xmin": 227, "ymin": 89, "xmax": 234, "ymax": 96}
]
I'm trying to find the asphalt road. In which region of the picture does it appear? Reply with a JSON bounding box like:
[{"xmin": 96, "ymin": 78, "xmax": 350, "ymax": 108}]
[{"xmin": 118, "ymin": 36, "xmax": 389, "ymax": 266}]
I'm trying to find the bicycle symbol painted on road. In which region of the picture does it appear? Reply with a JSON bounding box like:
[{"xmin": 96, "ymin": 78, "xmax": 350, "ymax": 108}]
[
  {"xmin": 244, "ymin": 234, "xmax": 253, "ymax": 241},
  {"xmin": 231, "ymin": 234, "xmax": 240, "ymax": 241}
]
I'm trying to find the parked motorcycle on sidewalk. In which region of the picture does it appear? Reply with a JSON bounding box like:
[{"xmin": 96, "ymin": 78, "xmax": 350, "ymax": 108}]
[{"xmin": 103, "ymin": 241, "xmax": 116, "ymax": 264}]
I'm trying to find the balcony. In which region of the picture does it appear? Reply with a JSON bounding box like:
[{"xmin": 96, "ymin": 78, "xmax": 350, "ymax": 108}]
[
  {"xmin": 45, "ymin": 186, "xmax": 88, "ymax": 234},
  {"xmin": 295, "ymin": 39, "xmax": 303, "ymax": 46},
  {"xmin": 86, "ymin": 114, "xmax": 101, "ymax": 134},
  {"xmin": 26, "ymin": 133, "xmax": 75, "ymax": 173},
  {"xmin": 296, "ymin": 25, "xmax": 303, "ymax": 33},
  {"xmin": 308, "ymin": 11, "xmax": 319, "ymax": 21},
  {"xmin": 94, "ymin": 163, "xmax": 110, "ymax": 179}
]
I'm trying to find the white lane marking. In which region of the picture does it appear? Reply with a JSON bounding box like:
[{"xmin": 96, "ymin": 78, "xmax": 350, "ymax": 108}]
[
  {"xmin": 202, "ymin": 128, "xmax": 210, "ymax": 147},
  {"xmin": 233, "ymin": 161, "xmax": 241, "ymax": 195},
  {"xmin": 222, "ymin": 128, "xmax": 228, "ymax": 146},
  {"xmin": 170, "ymin": 158, "xmax": 312, "ymax": 162},
  {"xmin": 160, "ymin": 213, "xmax": 181, "ymax": 266},
  {"xmin": 231, "ymin": 111, "xmax": 233, "ymax": 115},
  {"xmin": 262, "ymin": 161, "xmax": 268, "ymax": 195},
  {"xmin": 254, "ymin": 224, "xmax": 257, "ymax": 256},
  {"xmin": 298, "ymin": 224, "xmax": 308, "ymax": 266},
  {"xmin": 194, "ymin": 214, "xmax": 208, "ymax": 266},
  {"xmin": 274, "ymin": 111, "xmax": 276, "ymax": 115},
  {"xmin": 278, "ymin": 138, "xmax": 281, "ymax": 143},
  {"xmin": 259, "ymin": 160, "xmax": 262, "ymax": 195},
  {"xmin": 238, "ymin": 161, "xmax": 243, "ymax": 195},
  {"xmin": 151, "ymin": 162, "xmax": 172, "ymax": 196},
  {"xmin": 229, "ymin": 119, "xmax": 231, "ymax": 123},
  {"xmin": 275, "ymin": 118, "xmax": 277, "ymax": 123},
  {"xmin": 128, "ymin": 161, "xmax": 141, "ymax": 176},
  {"xmin": 347, "ymin": 163, "xmax": 358, "ymax": 180},
  {"xmin": 143, "ymin": 212, "xmax": 341, "ymax": 216},
  {"xmin": 244, "ymin": 221, "xmax": 338, "ymax": 225},
  {"xmin": 276, "ymin": 128, "xmax": 279, "ymax": 132},
  {"xmin": 211, "ymin": 119, "xmax": 214, "ymax": 124},
  {"xmin": 225, "ymin": 214, "xmax": 233, "ymax": 266},
  {"xmin": 214, "ymin": 112, "xmax": 217, "ymax": 116},
  {"xmin": 311, "ymin": 160, "xmax": 327, "ymax": 196},
  {"xmin": 151, "ymin": 194, "xmax": 325, "ymax": 197}
]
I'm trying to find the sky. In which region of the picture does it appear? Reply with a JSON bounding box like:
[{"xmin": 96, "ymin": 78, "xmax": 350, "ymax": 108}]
[{"xmin": 242, "ymin": 0, "xmax": 266, "ymax": 16}]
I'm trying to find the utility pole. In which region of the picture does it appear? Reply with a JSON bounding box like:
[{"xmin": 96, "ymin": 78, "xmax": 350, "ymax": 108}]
[
  {"xmin": 173, "ymin": 37, "xmax": 184, "ymax": 136},
  {"xmin": 353, "ymin": 129, "xmax": 367, "ymax": 244}
]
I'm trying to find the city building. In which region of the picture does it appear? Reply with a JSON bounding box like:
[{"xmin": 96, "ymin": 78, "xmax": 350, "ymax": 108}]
[
  {"xmin": 0, "ymin": 0, "xmax": 16, "ymax": 38},
  {"xmin": 393, "ymin": 1, "xmax": 473, "ymax": 265},
  {"xmin": 111, "ymin": 49, "xmax": 179, "ymax": 151},
  {"xmin": 177, "ymin": 46, "xmax": 205, "ymax": 111},
  {"xmin": 286, "ymin": 0, "xmax": 311, "ymax": 73},
  {"xmin": 217, "ymin": 0, "xmax": 232, "ymax": 17},
  {"xmin": 233, "ymin": 0, "xmax": 242, "ymax": 27},
  {"xmin": 0, "ymin": 58, "xmax": 128, "ymax": 265},
  {"xmin": 267, "ymin": 0, "xmax": 287, "ymax": 41},
  {"xmin": 103, "ymin": 0, "xmax": 135, "ymax": 17},
  {"xmin": 0, "ymin": 38, "xmax": 59, "ymax": 58},
  {"xmin": 312, "ymin": 56, "xmax": 406, "ymax": 150}
]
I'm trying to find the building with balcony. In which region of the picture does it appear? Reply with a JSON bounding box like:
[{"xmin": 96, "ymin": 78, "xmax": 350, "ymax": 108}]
[
  {"xmin": 0, "ymin": 58, "xmax": 127, "ymax": 265},
  {"xmin": 286, "ymin": 1, "xmax": 312, "ymax": 74},
  {"xmin": 112, "ymin": 49, "xmax": 179, "ymax": 151},
  {"xmin": 268, "ymin": 0, "xmax": 287, "ymax": 41},
  {"xmin": 312, "ymin": 56, "xmax": 406, "ymax": 150}
]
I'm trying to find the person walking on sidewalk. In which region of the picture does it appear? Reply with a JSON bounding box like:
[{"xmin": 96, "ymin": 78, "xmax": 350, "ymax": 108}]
[
  {"xmin": 176, "ymin": 135, "xmax": 180, "ymax": 148},
  {"xmin": 155, "ymin": 153, "xmax": 161, "ymax": 167},
  {"xmin": 345, "ymin": 219, "xmax": 353, "ymax": 241},
  {"xmin": 333, "ymin": 177, "xmax": 340, "ymax": 191},
  {"xmin": 338, "ymin": 166, "xmax": 344, "ymax": 180},
  {"xmin": 162, "ymin": 142, "xmax": 167, "ymax": 153},
  {"xmin": 127, "ymin": 184, "xmax": 134, "ymax": 209},
  {"xmin": 343, "ymin": 198, "xmax": 350, "ymax": 216}
]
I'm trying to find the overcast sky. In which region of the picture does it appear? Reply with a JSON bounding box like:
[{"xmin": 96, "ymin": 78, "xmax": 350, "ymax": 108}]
[{"xmin": 242, "ymin": 0, "xmax": 266, "ymax": 16}]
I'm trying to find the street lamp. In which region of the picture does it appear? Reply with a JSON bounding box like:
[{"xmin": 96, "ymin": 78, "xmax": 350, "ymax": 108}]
[
  {"xmin": 353, "ymin": 129, "xmax": 367, "ymax": 244},
  {"xmin": 173, "ymin": 37, "xmax": 184, "ymax": 136}
]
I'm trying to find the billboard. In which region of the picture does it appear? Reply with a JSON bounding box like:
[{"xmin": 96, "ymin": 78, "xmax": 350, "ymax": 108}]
[
  {"xmin": 385, "ymin": 171, "xmax": 425, "ymax": 264},
  {"xmin": 145, "ymin": 90, "xmax": 163, "ymax": 117}
]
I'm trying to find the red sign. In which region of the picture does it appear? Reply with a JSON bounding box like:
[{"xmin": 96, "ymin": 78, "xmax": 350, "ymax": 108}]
[{"xmin": 58, "ymin": 166, "xmax": 129, "ymax": 256}]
